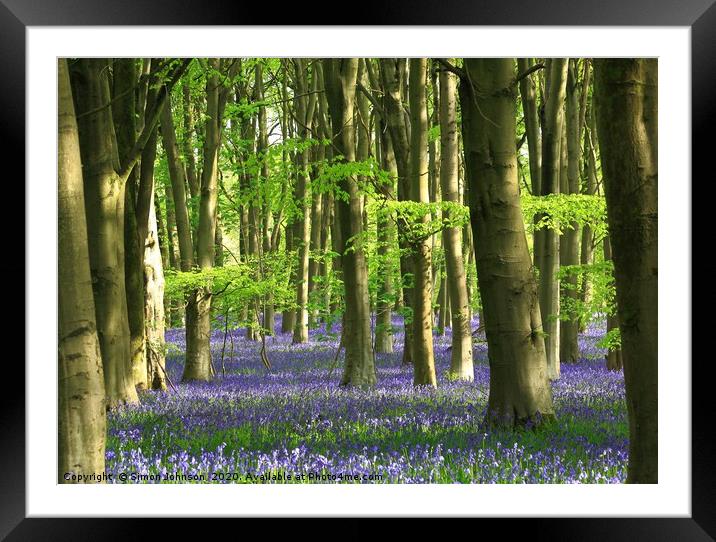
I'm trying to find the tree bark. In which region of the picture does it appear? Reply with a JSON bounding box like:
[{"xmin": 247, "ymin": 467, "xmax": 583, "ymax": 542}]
[
  {"xmin": 560, "ymin": 59, "xmax": 582, "ymax": 365},
  {"xmin": 291, "ymin": 59, "xmax": 317, "ymax": 344},
  {"xmin": 439, "ymin": 65, "xmax": 473, "ymax": 381},
  {"xmin": 594, "ymin": 59, "xmax": 658, "ymax": 483},
  {"xmin": 380, "ymin": 58, "xmax": 414, "ymax": 365},
  {"xmin": 183, "ymin": 58, "xmax": 222, "ymax": 382},
  {"xmin": 538, "ymin": 58, "xmax": 568, "ymax": 380},
  {"xmin": 72, "ymin": 58, "xmax": 139, "ymax": 407},
  {"xmin": 408, "ymin": 58, "xmax": 437, "ymax": 387},
  {"xmin": 58, "ymin": 58, "xmax": 107, "ymax": 482},
  {"xmin": 324, "ymin": 58, "xmax": 376, "ymax": 387},
  {"xmin": 460, "ymin": 58, "xmax": 554, "ymax": 427}
]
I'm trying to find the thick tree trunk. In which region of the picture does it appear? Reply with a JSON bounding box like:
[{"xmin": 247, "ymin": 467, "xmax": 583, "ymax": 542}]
[
  {"xmin": 408, "ymin": 58, "xmax": 437, "ymax": 387},
  {"xmin": 560, "ymin": 60, "xmax": 582, "ymax": 365},
  {"xmin": 110, "ymin": 59, "xmax": 147, "ymax": 391},
  {"xmin": 183, "ymin": 59, "xmax": 222, "ymax": 382},
  {"xmin": 538, "ymin": 58, "xmax": 568, "ymax": 380},
  {"xmin": 439, "ymin": 66, "xmax": 473, "ymax": 381},
  {"xmin": 72, "ymin": 58, "xmax": 139, "ymax": 407},
  {"xmin": 595, "ymin": 58, "xmax": 658, "ymax": 483},
  {"xmin": 324, "ymin": 58, "xmax": 376, "ymax": 387},
  {"xmin": 460, "ymin": 58, "xmax": 554, "ymax": 427},
  {"xmin": 58, "ymin": 58, "xmax": 106, "ymax": 482}
]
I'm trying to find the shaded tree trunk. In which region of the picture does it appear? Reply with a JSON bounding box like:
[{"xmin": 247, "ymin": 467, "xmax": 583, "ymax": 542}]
[
  {"xmin": 460, "ymin": 58, "xmax": 554, "ymax": 427},
  {"xmin": 560, "ymin": 59, "xmax": 582, "ymax": 365},
  {"xmin": 324, "ymin": 58, "xmax": 376, "ymax": 387},
  {"xmin": 538, "ymin": 58, "xmax": 568, "ymax": 380},
  {"xmin": 380, "ymin": 58, "xmax": 414, "ymax": 365},
  {"xmin": 594, "ymin": 59, "xmax": 658, "ymax": 483}
]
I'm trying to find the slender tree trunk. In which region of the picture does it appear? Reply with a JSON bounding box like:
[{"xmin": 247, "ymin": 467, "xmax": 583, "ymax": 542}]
[
  {"xmin": 408, "ymin": 58, "xmax": 437, "ymax": 387},
  {"xmin": 72, "ymin": 58, "xmax": 139, "ymax": 407},
  {"xmin": 375, "ymin": 112, "xmax": 396, "ymax": 354},
  {"xmin": 144, "ymin": 189, "xmax": 166, "ymax": 390},
  {"xmin": 538, "ymin": 58, "xmax": 568, "ymax": 380},
  {"xmin": 603, "ymin": 236, "xmax": 623, "ymax": 372},
  {"xmin": 291, "ymin": 59, "xmax": 317, "ymax": 344},
  {"xmin": 460, "ymin": 58, "xmax": 554, "ymax": 426},
  {"xmin": 580, "ymin": 104, "xmax": 599, "ymax": 315},
  {"xmin": 58, "ymin": 58, "xmax": 106, "ymax": 482},
  {"xmin": 518, "ymin": 58, "xmax": 544, "ymax": 275},
  {"xmin": 160, "ymin": 97, "xmax": 194, "ymax": 272},
  {"xmin": 439, "ymin": 65, "xmax": 473, "ymax": 381},
  {"xmin": 324, "ymin": 58, "xmax": 376, "ymax": 387},
  {"xmin": 594, "ymin": 59, "xmax": 658, "ymax": 483},
  {"xmin": 380, "ymin": 59, "xmax": 414, "ymax": 365},
  {"xmin": 560, "ymin": 59, "xmax": 582, "ymax": 365}
]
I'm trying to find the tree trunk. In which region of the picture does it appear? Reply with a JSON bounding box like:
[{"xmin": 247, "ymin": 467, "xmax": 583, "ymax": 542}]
[
  {"xmin": 603, "ymin": 236, "xmax": 624, "ymax": 372},
  {"xmin": 439, "ymin": 65, "xmax": 473, "ymax": 381},
  {"xmin": 460, "ymin": 58, "xmax": 554, "ymax": 427},
  {"xmin": 291, "ymin": 59, "xmax": 317, "ymax": 344},
  {"xmin": 144, "ymin": 188, "xmax": 166, "ymax": 390},
  {"xmin": 324, "ymin": 58, "xmax": 376, "ymax": 387},
  {"xmin": 375, "ymin": 111, "xmax": 396, "ymax": 354},
  {"xmin": 58, "ymin": 58, "xmax": 107, "ymax": 482},
  {"xmin": 517, "ymin": 58, "xmax": 544, "ymax": 268},
  {"xmin": 72, "ymin": 58, "xmax": 139, "ymax": 407},
  {"xmin": 594, "ymin": 59, "xmax": 658, "ymax": 483},
  {"xmin": 560, "ymin": 59, "xmax": 582, "ymax": 365},
  {"xmin": 408, "ymin": 58, "xmax": 437, "ymax": 387},
  {"xmin": 538, "ymin": 58, "xmax": 568, "ymax": 380},
  {"xmin": 380, "ymin": 58, "xmax": 414, "ymax": 365},
  {"xmin": 183, "ymin": 58, "xmax": 222, "ymax": 382}
]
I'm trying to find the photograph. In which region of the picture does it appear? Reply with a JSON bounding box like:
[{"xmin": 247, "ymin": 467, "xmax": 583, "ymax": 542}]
[{"xmin": 58, "ymin": 56, "xmax": 658, "ymax": 486}]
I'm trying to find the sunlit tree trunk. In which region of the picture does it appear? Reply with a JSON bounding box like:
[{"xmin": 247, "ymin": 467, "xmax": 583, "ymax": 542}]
[
  {"xmin": 595, "ymin": 59, "xmax": 658, "ymax": 483},
  {"xmin": 408, "ymin": 58, "xmax": 437, "ymax": 387},
  {"xmin": 291, "ymin": 59, "xmax": 317, "ymax": 344},
  {"xmin": 460, "ymin": 58, "xmax": 554, "ymax": 427},
  {"xmin": 439, "ymin": 65, "xmax": 473, "ymax": 381},
  {"xmin": 58, "ymin": 58, "xmax": 106, "ymax": 482},
  {"xmin": 183, "ymin": 58, "xmax": 222, "ymax": 382},
  {"xmin": 324, "ymin": 58, "xmax": 376, "ymax": 387},
  {"xmin": 144, "ymin": 188, "xmax": 166, "ymax": 390},
  {"xmin": 538, "ymin": 58, "xmax": 568, "ymax": 380},
  {"xmin": 72, "ymin": 58, "xmax": 139, "ymax": 407}
]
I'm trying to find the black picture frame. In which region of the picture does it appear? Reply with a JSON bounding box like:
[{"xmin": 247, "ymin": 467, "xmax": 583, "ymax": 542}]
[{"xmin": 5, "ymin": 0, "xmax": 711, "ymax": 538}]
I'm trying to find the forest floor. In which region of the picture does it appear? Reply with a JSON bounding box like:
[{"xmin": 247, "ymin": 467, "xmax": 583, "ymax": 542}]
[{"xmin": 105, "ymin": 315, "xmax": 628, "ymax": 483}]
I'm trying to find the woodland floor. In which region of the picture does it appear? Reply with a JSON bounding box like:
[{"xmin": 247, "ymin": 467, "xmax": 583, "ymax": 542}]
[{"xmin": 105, "ymin": 315, "xmax": 628, "ymax": 483}]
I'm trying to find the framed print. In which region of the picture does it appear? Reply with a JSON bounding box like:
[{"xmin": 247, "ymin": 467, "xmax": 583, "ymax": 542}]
[{"xmin": 5, "ymin": 0, "xmax": 712, "ymax": 538}]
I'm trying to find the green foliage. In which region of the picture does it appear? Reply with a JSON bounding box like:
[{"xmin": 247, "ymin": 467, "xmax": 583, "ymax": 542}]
[
  {"xmin": 597, "ymin": 327, "xmax": 622, "ymax": 352},
  {"xmin": 522, "ymin": 194, "xmax": 608, "ymax": 237}
]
